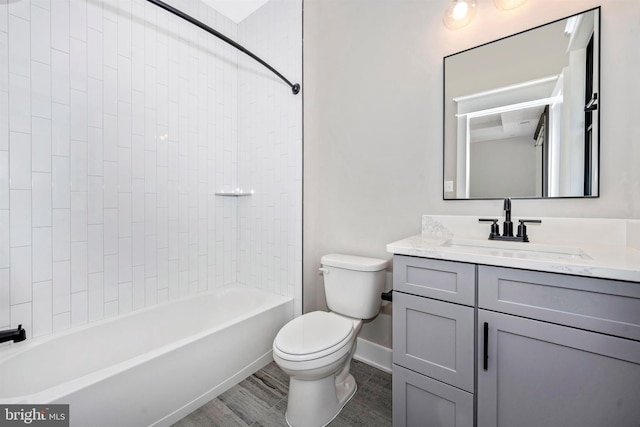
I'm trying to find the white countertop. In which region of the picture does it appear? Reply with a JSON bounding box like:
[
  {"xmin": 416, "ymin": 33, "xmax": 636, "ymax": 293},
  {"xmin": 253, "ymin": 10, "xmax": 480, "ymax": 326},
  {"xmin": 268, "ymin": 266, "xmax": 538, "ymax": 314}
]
[{"xmin": 386, "ymin": 215, "xmax": 640, "ymax": 283}]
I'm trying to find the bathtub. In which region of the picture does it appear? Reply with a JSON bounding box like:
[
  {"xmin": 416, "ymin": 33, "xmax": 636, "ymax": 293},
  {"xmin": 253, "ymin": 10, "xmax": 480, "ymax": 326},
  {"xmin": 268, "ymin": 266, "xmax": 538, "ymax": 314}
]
[{"xmin": 0, "ymin": 287, "xmax": 293, "ymax": 427}]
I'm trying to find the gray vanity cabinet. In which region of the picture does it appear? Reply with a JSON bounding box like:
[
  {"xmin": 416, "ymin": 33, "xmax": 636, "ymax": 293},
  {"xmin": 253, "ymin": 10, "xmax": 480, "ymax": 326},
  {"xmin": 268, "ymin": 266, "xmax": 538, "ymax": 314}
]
[
  {"xmin": 392, "ymin": 256, "xmax": 640, "ymax": 427},
  {"xmin": 392, "ymin": 256, "xmax": 475, "ymax": 427},
  {"xmin": 477, "ymin": 266, "xmax": 640, "ymax": 427}
]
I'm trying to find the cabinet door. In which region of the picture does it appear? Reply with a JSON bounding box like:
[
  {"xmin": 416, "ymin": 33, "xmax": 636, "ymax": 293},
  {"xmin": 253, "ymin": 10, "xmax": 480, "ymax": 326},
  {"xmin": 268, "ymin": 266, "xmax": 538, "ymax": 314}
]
[
  {"xmin": 394, "ymin": 292, "xmax": 475, "ymax": 392},
  {"xmin": 393, "ymin": 364, "xmax": 473, "ymax": 427},
  {"xmin": 478, "ymin": 309, "xmax": 640, "ymax": 427}
]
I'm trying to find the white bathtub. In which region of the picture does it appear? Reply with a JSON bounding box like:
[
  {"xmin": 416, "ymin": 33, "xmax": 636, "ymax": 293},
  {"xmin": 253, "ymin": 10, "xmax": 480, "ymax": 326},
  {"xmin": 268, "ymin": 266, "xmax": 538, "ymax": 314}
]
[{"xmin": 0, "ymin": 287, "xmax": 293, "ymax": 427}]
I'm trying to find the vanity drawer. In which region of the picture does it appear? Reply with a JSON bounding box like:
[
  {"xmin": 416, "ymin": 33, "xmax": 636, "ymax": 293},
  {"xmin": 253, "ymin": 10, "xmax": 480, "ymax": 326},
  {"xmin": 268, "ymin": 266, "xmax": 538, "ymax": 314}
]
[
  {"xmin": 393, "ymin": 255, "xmax": 475, "ymax": 305},
  {"xmin": 478, "ymin": 265, "xmax": 640, "ymax": 341},
  {"xmin": 393, "ymin": 291, "xmax": 475, "ymax": 392},
  {"xmin": 393, "ymin": 364, "xmax": 473, "ymax": 427}
]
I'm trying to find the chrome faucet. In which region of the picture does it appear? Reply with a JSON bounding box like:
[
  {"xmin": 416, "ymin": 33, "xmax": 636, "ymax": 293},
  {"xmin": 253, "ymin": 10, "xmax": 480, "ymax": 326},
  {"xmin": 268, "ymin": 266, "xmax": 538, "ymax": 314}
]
[
  {"xmin": 479, "ymin": 198, "xmax": 541, "ymax": 242},
  {"xmin": 0, "ymin": 325, "xmax": 26, "ymax": 344}
]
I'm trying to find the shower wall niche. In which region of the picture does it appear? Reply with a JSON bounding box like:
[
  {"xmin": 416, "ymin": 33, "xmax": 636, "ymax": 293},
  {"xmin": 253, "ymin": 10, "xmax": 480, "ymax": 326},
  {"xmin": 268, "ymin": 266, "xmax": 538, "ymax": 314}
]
[{"xmin": 0, "ymin": 0, "xmax": 302, "ymax": 338}]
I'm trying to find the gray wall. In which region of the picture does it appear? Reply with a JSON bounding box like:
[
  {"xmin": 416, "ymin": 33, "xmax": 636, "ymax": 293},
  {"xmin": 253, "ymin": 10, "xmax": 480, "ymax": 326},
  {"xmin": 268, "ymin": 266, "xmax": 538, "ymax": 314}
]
[
  {"xmin": 470, "ymin": 137, "xmax": 536, "ymax": 198},
  {"xmin": 303, "ymin": 0, "xmax": 640, "ymax": 349}
]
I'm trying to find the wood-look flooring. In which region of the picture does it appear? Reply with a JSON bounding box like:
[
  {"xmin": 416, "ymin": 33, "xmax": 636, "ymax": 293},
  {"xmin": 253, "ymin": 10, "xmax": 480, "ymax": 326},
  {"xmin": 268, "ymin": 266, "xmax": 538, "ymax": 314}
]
[{"xmin": 172, "ymin": 359, "xmax": 392, "ymax": 427}]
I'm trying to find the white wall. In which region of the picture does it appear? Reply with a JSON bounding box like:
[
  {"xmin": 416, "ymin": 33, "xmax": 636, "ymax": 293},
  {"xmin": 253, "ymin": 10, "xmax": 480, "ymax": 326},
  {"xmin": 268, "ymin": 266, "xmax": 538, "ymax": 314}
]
[
  {"xmin": 0, "ymin": 0, "xmax": 302, "ymax": 339},
  {"xmin": 303, "ymin": 0, "xmax": 640, "ymax": 349}
]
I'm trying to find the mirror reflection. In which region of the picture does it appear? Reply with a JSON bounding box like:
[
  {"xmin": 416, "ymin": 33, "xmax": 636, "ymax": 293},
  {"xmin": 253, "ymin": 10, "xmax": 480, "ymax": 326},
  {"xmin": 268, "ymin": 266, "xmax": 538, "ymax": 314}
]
[{"xmin": 443, "ymin": 8, "xmax": 600, "ymax": 199}]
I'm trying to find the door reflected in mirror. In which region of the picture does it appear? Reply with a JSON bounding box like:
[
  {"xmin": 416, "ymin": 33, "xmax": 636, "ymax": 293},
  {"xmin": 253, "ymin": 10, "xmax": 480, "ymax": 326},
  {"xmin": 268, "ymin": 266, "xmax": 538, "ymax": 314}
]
[{"xmin": 443, "ymin": 7, "xmax": 600, "ymax": 200}]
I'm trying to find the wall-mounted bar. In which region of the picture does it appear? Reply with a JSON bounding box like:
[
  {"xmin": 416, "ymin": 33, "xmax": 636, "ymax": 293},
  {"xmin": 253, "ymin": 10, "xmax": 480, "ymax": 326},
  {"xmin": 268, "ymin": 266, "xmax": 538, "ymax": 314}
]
[{"xmin": 146, "ymin": 0, "xmax": 301, "ymax": 95}]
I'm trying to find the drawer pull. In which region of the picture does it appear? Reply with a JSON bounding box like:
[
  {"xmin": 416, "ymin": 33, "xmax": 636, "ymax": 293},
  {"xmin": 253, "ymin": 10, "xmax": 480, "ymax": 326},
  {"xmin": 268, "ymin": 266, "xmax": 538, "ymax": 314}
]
[{"xmin": 483, "ymin": 322, "xmax": 489, "ymax": 370}]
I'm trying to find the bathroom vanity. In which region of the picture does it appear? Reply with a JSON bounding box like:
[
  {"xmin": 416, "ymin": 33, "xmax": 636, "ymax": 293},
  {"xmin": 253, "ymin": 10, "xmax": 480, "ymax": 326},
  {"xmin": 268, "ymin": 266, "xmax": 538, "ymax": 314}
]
[{"xmin": 388, "ymin": 216, "xmax": 640, "ymax": 427}]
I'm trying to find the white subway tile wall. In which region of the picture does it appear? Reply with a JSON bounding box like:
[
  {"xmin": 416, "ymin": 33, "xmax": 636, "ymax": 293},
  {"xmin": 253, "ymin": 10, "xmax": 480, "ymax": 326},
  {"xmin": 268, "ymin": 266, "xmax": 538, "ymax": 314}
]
[
  {"xmin": 0, "ymin": 0, "xmax": 302, "ymax": 338},
  {"xmin": 237, "ymin": 0, "xmax": 302, "ymax": 313}
]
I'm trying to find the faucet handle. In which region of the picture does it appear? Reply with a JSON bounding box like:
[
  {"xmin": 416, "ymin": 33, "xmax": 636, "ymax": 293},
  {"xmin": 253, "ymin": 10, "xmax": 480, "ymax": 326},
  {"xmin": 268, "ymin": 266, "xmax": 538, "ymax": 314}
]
[
  {"xmin": 479, "ymin": 218, "xmax": 500, "ymax": 239},
  {"xmin": 516, "ymin": 219, "xmax": 542, "ymax": 242}
]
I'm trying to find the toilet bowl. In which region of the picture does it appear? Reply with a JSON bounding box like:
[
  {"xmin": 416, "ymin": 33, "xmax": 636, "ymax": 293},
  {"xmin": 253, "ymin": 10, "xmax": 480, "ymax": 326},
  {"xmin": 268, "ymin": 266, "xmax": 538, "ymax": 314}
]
[
  {"xmin": 272, "ymin": 254, "xmax": 388, "ymax": 427},
  {"xmin": 273, "ymin": 311, "xmax": 362, "ymax": 427}
]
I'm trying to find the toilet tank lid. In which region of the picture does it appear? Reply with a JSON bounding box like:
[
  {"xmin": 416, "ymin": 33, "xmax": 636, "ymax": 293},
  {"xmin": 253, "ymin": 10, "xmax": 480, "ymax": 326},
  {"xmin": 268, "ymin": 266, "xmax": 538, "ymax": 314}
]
[{"xmin": 321, "ymin": 254, "xmax": 388, "ymax": 272}]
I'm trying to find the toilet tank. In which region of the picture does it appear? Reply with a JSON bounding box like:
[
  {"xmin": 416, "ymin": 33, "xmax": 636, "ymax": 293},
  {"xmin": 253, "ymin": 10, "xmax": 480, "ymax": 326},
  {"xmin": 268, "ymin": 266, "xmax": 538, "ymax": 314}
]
[{"xmin": 321, "ymin": 254, "xmax": 388, "ymax": 320}]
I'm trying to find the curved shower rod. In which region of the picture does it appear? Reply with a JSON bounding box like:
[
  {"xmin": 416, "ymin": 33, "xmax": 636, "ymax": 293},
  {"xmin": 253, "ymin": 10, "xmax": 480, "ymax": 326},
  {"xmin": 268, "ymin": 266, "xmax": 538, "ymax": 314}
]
[{"xmin": 146, "ymin": 0, "xmax": 301, "ymax": 95}]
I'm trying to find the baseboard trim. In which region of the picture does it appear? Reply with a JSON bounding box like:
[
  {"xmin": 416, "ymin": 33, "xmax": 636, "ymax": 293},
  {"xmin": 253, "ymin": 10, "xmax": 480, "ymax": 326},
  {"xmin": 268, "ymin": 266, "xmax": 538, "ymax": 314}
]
[{"xmin": 353, "ymin": 337, "xmax": 392, "ymax": 374}]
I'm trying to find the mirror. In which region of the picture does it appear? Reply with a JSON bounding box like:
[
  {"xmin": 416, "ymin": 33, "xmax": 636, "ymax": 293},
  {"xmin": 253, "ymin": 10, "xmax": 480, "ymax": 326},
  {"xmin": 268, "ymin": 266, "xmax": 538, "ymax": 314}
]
[{"xmin": 443, "ymin": 8, "xmax": 600, "ymax": 200}]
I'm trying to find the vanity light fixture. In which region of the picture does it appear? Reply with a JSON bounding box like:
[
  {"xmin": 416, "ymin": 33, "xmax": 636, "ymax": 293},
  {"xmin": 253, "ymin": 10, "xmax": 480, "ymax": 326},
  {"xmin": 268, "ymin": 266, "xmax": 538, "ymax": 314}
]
[
  {"xmin": 493, "ymin": 0, "xmax": 528, "ymax": 11},
  {"xmin": 443, "ymin": 0, "xmax": 477, "ymax": 30},
  {"xmin": 444, "ymin": 0, "xmax": 527, "ymax": 30}
]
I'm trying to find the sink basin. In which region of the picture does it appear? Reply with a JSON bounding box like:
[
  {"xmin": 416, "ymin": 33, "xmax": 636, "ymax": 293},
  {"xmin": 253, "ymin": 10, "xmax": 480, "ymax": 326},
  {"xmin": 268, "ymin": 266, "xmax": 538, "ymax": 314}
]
[{"xmin": 441, "ymin": 238, "xmax": 590, "ymax": 260}]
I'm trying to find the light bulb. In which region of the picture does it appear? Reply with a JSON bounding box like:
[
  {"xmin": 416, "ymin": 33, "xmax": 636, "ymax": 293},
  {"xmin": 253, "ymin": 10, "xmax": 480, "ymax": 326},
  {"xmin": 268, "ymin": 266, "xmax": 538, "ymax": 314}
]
[
  {"xmin": 494, "ymin": 0, "xmax": 527, "ymax": 11},
  {"xmin": 443, "ymin": 0, "xmax": 477, "ymax": 30},
  {"xmin": 452, "ymin": 2, "xmax": 469, "ymax": 20}
]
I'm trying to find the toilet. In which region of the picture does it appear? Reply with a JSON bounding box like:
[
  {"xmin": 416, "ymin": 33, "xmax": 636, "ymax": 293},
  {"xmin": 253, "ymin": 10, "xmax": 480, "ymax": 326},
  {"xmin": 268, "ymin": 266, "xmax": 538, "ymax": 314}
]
[{"xmin": 273, "ymin": 254, "xmax": 387, "ymax": 427}]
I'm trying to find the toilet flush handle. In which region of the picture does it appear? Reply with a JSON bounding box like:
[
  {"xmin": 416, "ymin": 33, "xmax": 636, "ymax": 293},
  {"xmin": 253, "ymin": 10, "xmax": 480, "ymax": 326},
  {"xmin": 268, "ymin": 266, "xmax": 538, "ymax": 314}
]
[{"xmin": 318, "ymin": 267, "xmax": 329, "ymax": 275}]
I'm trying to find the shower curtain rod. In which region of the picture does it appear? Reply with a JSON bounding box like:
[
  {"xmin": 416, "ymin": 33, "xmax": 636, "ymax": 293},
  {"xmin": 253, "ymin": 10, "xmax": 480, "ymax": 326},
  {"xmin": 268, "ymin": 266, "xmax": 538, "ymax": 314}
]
[{"xmin": 146, "ymin": 0, "xmax": 301, "ymax": 95}]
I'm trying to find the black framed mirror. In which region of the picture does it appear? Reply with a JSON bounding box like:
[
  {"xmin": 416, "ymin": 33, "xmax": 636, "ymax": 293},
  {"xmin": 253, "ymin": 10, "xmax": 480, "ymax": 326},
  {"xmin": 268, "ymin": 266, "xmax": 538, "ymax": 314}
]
[{"xmin": 443, "ymin": 7, "xmax": 600, "ymax": 200}]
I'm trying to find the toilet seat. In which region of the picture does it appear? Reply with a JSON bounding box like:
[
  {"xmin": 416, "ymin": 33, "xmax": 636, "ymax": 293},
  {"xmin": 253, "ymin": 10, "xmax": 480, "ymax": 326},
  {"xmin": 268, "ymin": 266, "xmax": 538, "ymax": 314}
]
[{"xmin": 274, "ymin": 311, "xmax": 354, "ymax": 362}]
